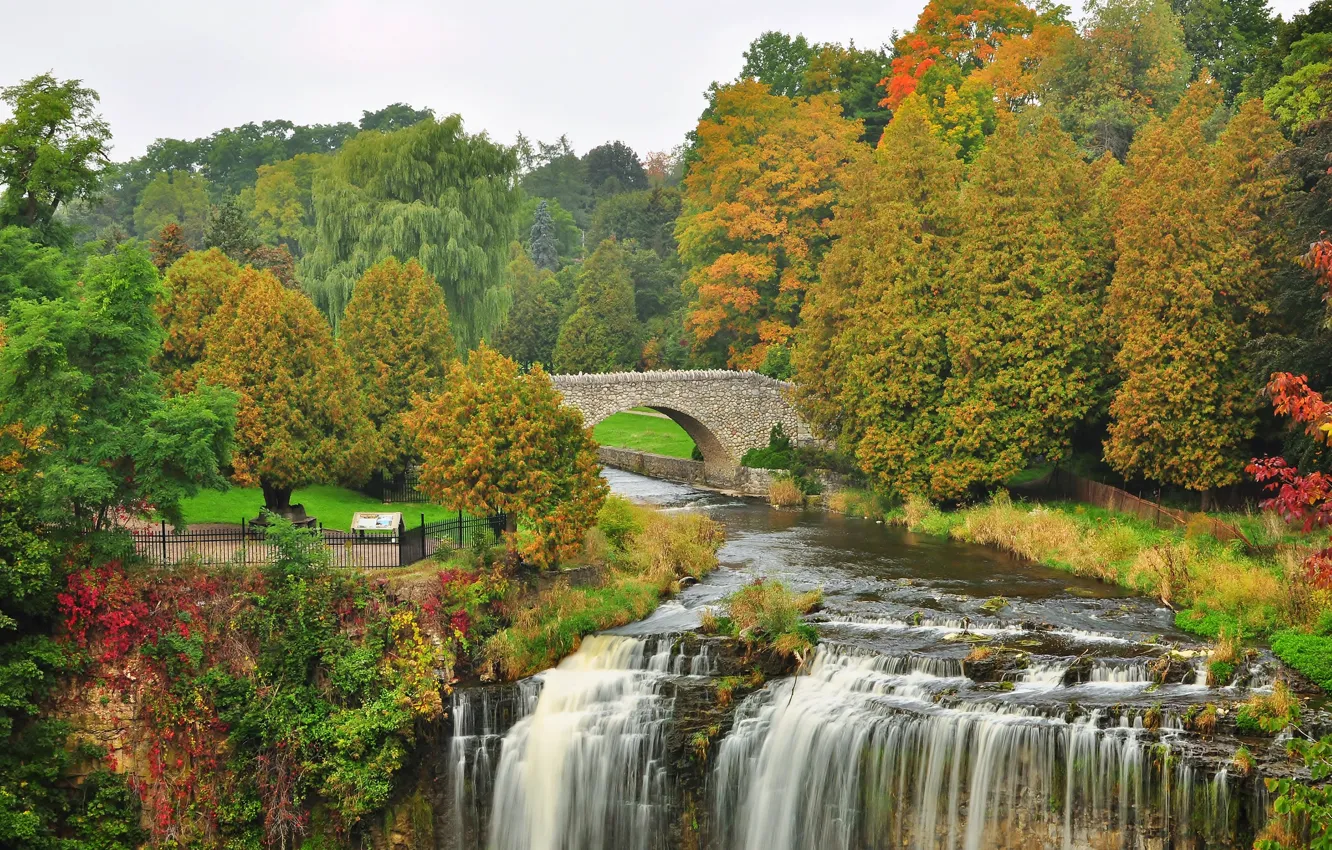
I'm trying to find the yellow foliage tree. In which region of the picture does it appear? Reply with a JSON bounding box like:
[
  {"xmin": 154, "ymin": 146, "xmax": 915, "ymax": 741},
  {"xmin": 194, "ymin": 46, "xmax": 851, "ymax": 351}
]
[
  {"xmin": 155, "ymin": 249, "xmax": 243, "ymax": 394},
  {"xmin": 200, "ymin": 268, "xmax": 376, "ymax": 514},
  {"xmin": 1104, "ymin": 82, "xmax": 1289, "ymax": 495},
  {"xmin": 406, "ymin": 345, "xmax": 606, "ymax": 568},
  {"xmin": 340, "ymin": 257, "xmax": 454, "ymax": 479},
  {"xmin": 677, "ymin": 80, "xmax": 861, "ymax": 369}
]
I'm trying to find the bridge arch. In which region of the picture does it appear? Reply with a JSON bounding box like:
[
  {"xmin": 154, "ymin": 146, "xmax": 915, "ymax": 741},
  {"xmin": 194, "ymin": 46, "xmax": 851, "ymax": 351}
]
[{"xmin": 550, "ymin": 370, "xmax": 812, "ymax": 472}]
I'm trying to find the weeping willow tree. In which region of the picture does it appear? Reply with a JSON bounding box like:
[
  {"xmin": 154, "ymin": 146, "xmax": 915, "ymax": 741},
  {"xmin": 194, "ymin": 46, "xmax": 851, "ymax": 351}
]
[{"xmin": 300, "ymin": 116, "xmax": 520, "ymax": 348}]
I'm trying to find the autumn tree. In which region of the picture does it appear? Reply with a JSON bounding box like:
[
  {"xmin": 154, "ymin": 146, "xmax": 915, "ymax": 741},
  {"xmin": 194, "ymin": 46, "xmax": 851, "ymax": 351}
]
[
  {"xmin": 1042, "ymin": 0, "xmax": 1192, "ymax": 158},
  {"xmin": 149, "ymin": 222, "xmax": 190, "ymax": 272},
  {"xmin": 200, "ymin": 267, "xmax": 376, "ymax": 515},
  {"xmin": 302, "ymin": 116, "xmax": 519, "ymax": 346},
  {"xmin": 931, "ymin": 112, "xmax": 1116, "ymax": 494},
  {"xmin": 493, "ymin": 244, "xmax": 566, "ymax": 368},
  {"xmin": 340, "ymin": 258, "xmax": 454, "ymax": 479},
  {"xmin": 882, "ymin": 0, "xmax": 1037, "ymax": 109},
  {"xmin": 553, "ymin": 239, "xmax": 640, "ymax": 373},
  {"xmin": 155, "ymin": 249, "xmax": 243, "ymax": 393},
  {"xmin": 793, "ymin": 95, "xmax": 964, "ymax": 498},
  {"xmin": 529, "ymin": 200, "xmax": 560, "ymax": 271},
  {"xmin": 0, "ymin": 243, "xmax": 235, "ymax": 529},
  {"xmin": 677, "ymin": 81, "xmax": 861, "ymax": 369},
  {"xmin": 0, "ymin": 74, "xmax": 111, "ymax": 242},
  {"xmin": 1104, "ymin": 82, "xmax": 1289, "ymax": 497},
  {"xmin": 406, "ymin": 344, "xmax": 607, "ymax": 568}
]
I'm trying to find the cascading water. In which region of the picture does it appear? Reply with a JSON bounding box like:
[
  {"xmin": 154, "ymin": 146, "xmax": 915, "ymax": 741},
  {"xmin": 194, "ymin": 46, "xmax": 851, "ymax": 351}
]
[
  {"xmin": 711, "ymin": 644, "xmax": 1246, "ymax": 850},
  {"xmin": 442, "ymin": 471, "xmax": 1283, "ymax": 850},
  {"xmin": 485, "ymin": 635, "xmax": 679, "ymax": 850}
]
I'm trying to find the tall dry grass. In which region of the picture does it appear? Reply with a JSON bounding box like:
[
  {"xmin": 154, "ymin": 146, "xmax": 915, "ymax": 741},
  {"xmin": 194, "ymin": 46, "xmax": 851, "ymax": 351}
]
[{"xmin": 768, "ymin": 475, "xmax": 804, "ymax": 508}]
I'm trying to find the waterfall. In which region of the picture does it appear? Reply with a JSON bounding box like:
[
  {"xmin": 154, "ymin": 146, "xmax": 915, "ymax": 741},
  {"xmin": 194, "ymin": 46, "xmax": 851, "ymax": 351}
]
[
  {"xmin": 486, "ymin": 635, "xmax": 676, "ymax": 850},
  {"xmin": 711, "ymin": 645, "xmax": 1245, "ymax": 850}
]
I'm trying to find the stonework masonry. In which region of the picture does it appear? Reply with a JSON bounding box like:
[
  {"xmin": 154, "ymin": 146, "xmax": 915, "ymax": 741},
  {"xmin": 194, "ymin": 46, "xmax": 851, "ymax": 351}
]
[{"xmin": 551, "ymin": 370, "xmax": 813, "ymax": 470}]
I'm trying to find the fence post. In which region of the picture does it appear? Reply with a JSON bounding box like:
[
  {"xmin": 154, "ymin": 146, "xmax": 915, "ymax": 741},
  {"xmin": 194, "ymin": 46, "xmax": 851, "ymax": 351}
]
[
  {"xmin": 160, "ymin": 519, "xmax": 168, "ymax": 565},
  {"xmin": 420, "ymin": 514, "xmax": 426, "ymax": 559},
  {"xmin": 456, "ymin": 509, "xmax": 463, "ymax": 547}
]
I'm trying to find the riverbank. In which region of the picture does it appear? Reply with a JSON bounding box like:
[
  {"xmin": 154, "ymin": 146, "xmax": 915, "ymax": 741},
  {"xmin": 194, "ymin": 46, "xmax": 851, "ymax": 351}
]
[{"xmin": 827, "ymin": 488, "xmax": 1332, "ymax": 690}]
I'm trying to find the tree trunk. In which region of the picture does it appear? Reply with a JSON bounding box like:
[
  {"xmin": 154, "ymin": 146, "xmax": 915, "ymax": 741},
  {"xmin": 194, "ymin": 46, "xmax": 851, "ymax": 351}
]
[{"xmin": 262, "ymin": 482, "xmax": 293, "ymax": 515}]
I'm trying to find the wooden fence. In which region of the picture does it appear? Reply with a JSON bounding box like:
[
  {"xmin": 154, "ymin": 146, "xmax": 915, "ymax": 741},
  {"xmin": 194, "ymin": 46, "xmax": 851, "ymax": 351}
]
[
  {"xmin": 1035, "ymin": 469, "xmax": 1252, "ymax": 548},
  {"xmin": 128, "ymin": 512, "xmax": 509, "ymax": 569}
]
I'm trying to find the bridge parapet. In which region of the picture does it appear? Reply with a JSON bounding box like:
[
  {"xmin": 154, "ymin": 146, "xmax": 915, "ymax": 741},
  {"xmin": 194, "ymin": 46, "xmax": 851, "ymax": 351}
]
[{"xmin": 551, "ymin": 369, "xmax": 812, "ymax": 468}]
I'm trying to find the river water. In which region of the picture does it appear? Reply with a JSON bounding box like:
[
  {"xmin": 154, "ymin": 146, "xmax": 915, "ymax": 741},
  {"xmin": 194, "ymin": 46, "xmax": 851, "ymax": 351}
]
[{"xmin": 445, "ymin": 470, "xmax": 1274, "ymax": 850}]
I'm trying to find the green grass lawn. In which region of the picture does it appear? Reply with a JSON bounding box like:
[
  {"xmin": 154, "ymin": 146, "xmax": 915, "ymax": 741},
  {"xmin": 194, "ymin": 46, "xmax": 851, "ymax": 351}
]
[
  {"xmin": 592, "ymin": 409, "xmax": 696, "ymax": 459},
  {"xmin": 172, "ymin": 484, "xmax": 463, "ymax": 531}
]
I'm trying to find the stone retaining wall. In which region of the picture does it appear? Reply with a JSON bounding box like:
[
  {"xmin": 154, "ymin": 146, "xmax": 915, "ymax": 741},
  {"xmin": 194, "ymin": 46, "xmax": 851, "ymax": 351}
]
[{"xmin": 598, "ymin": 446, "xmax": 777, "ymax": 497}]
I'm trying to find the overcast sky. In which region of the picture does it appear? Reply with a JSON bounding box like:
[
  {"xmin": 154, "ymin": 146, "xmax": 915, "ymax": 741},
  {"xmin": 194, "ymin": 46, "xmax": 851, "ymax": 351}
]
[{"xmin": 0, "ymin": 0, "xmax": 1316, "ymax": 162}]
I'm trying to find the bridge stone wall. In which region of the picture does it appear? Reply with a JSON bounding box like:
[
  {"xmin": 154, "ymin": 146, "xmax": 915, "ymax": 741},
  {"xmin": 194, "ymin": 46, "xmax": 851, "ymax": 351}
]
[
  {"xmin": 596, "ymin": 446, "xmax": 778, "ymax": 497},
  {"xmin": 551, "ymin": 370, "xmax": 812, "ymax": 469}
]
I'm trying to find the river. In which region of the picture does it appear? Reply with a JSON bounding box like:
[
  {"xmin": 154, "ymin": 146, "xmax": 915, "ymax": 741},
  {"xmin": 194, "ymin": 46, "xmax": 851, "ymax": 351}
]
[{"xmin": 443, "ymin": 470, "xmax": 1275, "ymax": 850}]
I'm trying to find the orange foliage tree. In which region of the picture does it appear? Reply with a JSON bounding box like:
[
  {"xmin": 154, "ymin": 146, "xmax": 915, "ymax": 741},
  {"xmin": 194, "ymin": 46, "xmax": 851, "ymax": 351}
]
[
  {"xmin": 340, "ymin": 257, "xmax": 454, "ymax": 479},
  {"xmin": 199, "ymin": 268, "xmax": 376, "ymax": 514},
  {"xmin": 406, "ymin": 345, "xmax": 606, "ymax": 568},
  {"xmin": 1104, "ymin": 83, "xmax": 1289, "ymax": 494},
  {"xmin": 882, "ymin": 0, "xmax": 1037, "ymax": 109},
  {"xmin": 154, "ymin": 249, "xmax": 242, "ymax": 393},
  {"xmin": 677, "ymin": 80, "xmax": 861, "ymax": 370}
]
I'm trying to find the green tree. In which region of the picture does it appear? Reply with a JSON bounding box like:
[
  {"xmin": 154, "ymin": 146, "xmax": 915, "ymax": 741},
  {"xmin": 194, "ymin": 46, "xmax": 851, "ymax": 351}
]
[
  {"xmin": 515, "ymin": 195, "xmax": 581, "ymax": 264},
  {"xmin": 246, "ymin": 152, "xmax": 323, "ymax": 253},
  {"xmin": 529, "ymin": 200, "xmax": 560, "ymax": 271},
  {"xmin": 493, "ymin": 245, "xmax": 566, "ymax": 368},
  {"xmin": 1261, "ymin": 32, "xmax": 1332, "ymax": 134},
  {"xmin": 933, "ymin": 112, "xmax": 1115, "ymax": 495},
  {"xmin": 133, "ymin": 171, "xmax": 210, "ymax": 246},
  {"xmin": 793, "ymin": 95, "xmax": 963, "ymax": 498},
  {"xmin": 1170, "ymin": 0, "xmax": 1276, "ymax": 101},
  {"xmin": 204, "ymin": 196, "xmax": 259, "ymax": 262},
  {"xmin": 587, "ymin": 187, "xmax": 682, "ymax": 260},
  {"xmin": 582, "ymin": 141, "xmax": 648, "ymax": 195},
  {"xmin": 340, "ymin": 258, "xmax": 454, "ymax": 478},
  {"xmin": 200, "ymin": 267, "xmax": 376, "ymax": 514},
  {"xmin": 741, "ymin": 31, "xmax": 818, "ymax": 97},
  {"xmin": 0, "ymin": 227, "xmax": 70, "ymax": 312},
  {"xmin": 359, "ymin": 103, "xmax": 434, "ymax": 132},
  {"xmin": 520, "ymin": 136, "xmax": 595, "ymax": 227},
  {"xmin": 301, "ymin": 116, "xmax": 519, "ymax": 346},
  {"xmin": 0, "ymin": 242, "xmax": 236, "ymax": 529},
  {"xmin": 1042, "ymin": 0, "xmax": 1192, "ymax": 159},
  {"xmin": 406, "ymin": 344, "xmax": 607, "ymax": 568},
  {"xmin": 803, "ymin": 41, "xmax": 896, "ymax": 145},
  {"xmin": 1105, "ymin": 83, "xmax": 1289, "ymax": 495},
  {"xmin": 0, "ymin": 74, "xmax": 111, "ymax": 242},
  {"xmin": 553, "ymin": 239, "xmax": 640, "ymax": 373}
]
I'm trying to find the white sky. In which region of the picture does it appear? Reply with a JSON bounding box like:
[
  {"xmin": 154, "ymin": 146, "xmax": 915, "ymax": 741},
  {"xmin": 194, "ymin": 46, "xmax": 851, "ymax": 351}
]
[{"xmin": 0, "ymin": 0, "xmax": 1316, "ymax": 161}]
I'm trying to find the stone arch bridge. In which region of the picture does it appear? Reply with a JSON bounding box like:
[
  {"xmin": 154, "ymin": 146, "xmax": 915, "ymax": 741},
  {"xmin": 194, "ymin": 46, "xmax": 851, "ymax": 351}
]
[{"xmin": 551, "ymin": 370, "xmax": 814, "ymax": 490}]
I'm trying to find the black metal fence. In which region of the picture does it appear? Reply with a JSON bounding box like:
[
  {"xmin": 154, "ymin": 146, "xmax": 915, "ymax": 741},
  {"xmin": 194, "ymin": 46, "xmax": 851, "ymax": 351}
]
[
  {"xmin": 129, "ymin": 512, "xmax": 509, "ymax": 569},
  {"xmin": 362, "ymin": 468, "xmax": 429, "ymax": 504}
]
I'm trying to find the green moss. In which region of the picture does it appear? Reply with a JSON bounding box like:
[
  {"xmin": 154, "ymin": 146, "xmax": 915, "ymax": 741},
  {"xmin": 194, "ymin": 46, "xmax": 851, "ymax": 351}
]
[
  {"xmin": 1175, "ymin": 608, "xmax": 1244, "ymax": 640},
  {"xmin": 1271, "ymin": 631, "xmax": 1332, "ymax": 691}
]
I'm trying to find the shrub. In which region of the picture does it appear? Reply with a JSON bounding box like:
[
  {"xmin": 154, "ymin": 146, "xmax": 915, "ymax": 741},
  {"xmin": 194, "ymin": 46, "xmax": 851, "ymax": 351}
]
[
  {"xmin": 1236, "ymin": 682, "xmax": 1301, "ymax": 735},
  {"xmin": 768, "ymin": 475, "xmax": 804, "ymax": 508},
  {"xmin": 723, "ymin": 579, "xmax": 822, "ymax": 657},
  {"xmin": 1233, "ymin": 746, "xmax": 1255, "ymax": 776},
  {"xmin": 741, "ymin": 424, "xmax": 795, "ymax": 470},
  {"xmin": 597, "ymin": 496, "xmax": 643, "ymax": 552},
  {"xmin": 1271, "ymin": 631, "xmax": 1332, "ymax": 692},
  {"xmin": 827, "ymin": 488, "xmax": 887, "ymax": 519},
  {"xmin": 1257, "ymin": 736, "xmax": 1332, "ymax": 850}
]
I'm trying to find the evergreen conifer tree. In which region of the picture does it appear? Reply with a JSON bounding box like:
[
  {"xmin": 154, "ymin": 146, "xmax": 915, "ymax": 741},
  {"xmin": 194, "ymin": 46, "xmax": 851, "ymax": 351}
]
[
  {"xmin": 553, "ymin": 239, "xmax": 640, "ymax": 373},
  {"xmin": 529, "ymin": 200, "xmax": 560, "ymax": 271}
]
